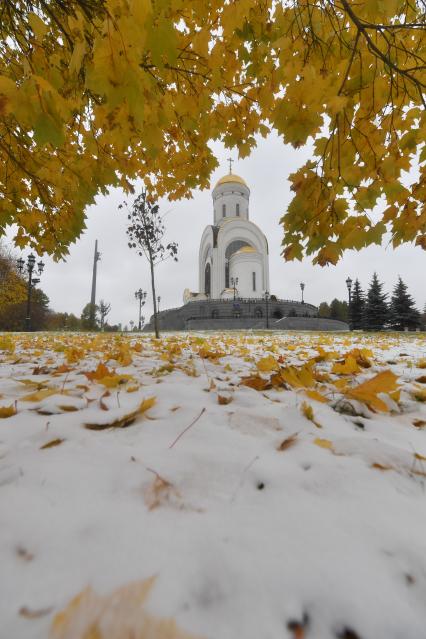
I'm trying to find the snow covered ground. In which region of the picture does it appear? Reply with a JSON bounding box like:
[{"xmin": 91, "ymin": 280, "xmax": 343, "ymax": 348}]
[{"xmin": 0, "ymin": 330, "xmax": 426, "ymax": 639}]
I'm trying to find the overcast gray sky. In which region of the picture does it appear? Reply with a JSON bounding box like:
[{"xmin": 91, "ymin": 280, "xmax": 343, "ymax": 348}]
[{"xmin": 6, "ymin": 133, "xmax": 425, "ymax": 326}]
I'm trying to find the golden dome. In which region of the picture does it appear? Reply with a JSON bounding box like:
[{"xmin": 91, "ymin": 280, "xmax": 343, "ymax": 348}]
[{"xmin": 215, "ymin": 173, "xmax": 248, "ymax": 188}]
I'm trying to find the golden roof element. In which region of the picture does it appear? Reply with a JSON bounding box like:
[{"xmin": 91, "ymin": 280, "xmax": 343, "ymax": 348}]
[
  {"xmin": 215, "ymin": 173, "xmax": 248, "ymax": 188},
  {"xmin": 235, "ymin": 246, "xmax": 256, "ymax": 253}
]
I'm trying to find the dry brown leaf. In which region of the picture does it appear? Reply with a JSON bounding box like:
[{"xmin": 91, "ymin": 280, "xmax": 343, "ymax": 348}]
[
  {"xmin": 240, "ymin": 375, "xmax": 271, "ymax": 391},
  {"xmin": 53, "ymin": 364, "xmax": 72, "ymax": 375},
  {"xmin": 58, "ymin": 404, "xmax": 79, "ymax": 412},
  {"xmin": 49, "ymin": 578, "xmax": 202, "ymax": 639},
  {"xmin": 277, "ymin": 433, "xmax": 298, "ymax": 451},
  {"xmin": 217, "ymin": 394, "xmax": 232, "ymax": 405},
  {"xmin": 371, "ymin": 462, "xmax": 392, "ymax": 471},
  {"xmin": 99, "ymin": 391, "xmax": 111, "ymax": 411},
  {"xmin": 413, "ymin": 419, "xmax": 426, "ymax": 428},
  {"xmin": 144, "ymin": 473, "xmax": 181, "ymax": 511},
  {"xmin": 20, "ymin": 605, "xmax": 53, "ymax": 619},
  {"xmin": 40, "ymin": 438, "xmax": 65, "ymax": 450},
  {"xmin": 16, "ymin": 546, "xmax": 34, "ymax": 561},
  {"xmin": 415, "ymin": 376, "xmax": 426, "ymax": 384}
]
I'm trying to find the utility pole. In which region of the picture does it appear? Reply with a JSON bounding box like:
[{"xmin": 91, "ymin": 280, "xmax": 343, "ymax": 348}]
[{"xmin": 89, "ymin": 240, "xmax": 101, "ymax": 329}]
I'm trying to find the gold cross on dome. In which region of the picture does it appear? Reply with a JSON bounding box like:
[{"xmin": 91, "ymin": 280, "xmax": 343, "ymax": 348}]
[{"xmin": 227, "ymin": 157, "xmax": 234, "ymax": 174}]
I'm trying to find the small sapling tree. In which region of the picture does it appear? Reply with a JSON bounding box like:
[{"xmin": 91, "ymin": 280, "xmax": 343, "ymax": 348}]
[
  {"xmin": 99, "ymin": 300, "xmax": 111, "ymax": 331},
  {"xmin": 122, "ymin": 191, "xmax": 177, "ymax": 338}
]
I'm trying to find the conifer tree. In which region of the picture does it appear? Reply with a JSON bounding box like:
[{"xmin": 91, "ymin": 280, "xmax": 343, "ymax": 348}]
[
  {"xmin": 349, "ymin": 279, "xmax": 365, "ymax": 330},
  {"xmin": 389, "ymin": 277, "xmax": 420, "ymax": 331},
  {"xmin": 363, "ymin": 273, "xmax": 388, "ymax": 331}
]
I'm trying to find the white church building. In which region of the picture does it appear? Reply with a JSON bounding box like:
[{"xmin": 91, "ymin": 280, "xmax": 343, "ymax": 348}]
[
  {"xmin": 144, "ymin": 169, "xmax": 349, "ymax": 331},
  {"xmin": 186, "ymin": 170, "xmax": 270, "ymax": 301}
]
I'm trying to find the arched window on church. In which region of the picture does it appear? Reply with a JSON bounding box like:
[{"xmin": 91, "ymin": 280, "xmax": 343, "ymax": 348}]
[
  {"xmin": 236, "ymin": 203, "xmax": 240, "ymax": 216},
  {"xmin": 222, "ymin": 203, "xmax": 226, "ymax": 217},
  {"xmin": 204, "ymin": 263, "xmax": 211, "ymax": 297}
]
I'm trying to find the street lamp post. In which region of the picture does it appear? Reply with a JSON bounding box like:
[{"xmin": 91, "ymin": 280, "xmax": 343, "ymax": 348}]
[
  {"xmin": 134, "ymin": 289, "xmax": 147, "ymax": 331},
  {"xmin": 346, "ymin": 277, "xmax": 353, "ymax": 330},
  {"xmin": 17, "ymin": 254, "xmax": 45, "ymax": 331},
  {"xmin": 230, "ymin": 277, "xmax": 238, "ymax": 301},
  {"xmin": 157, "ymin": 296, "xmax": 161, "ymax": 313},
  {"xmin": 264, "ymin": 290, "xmax": 270, "ymax": 329},
  {"xmin": 345, "ymin": 277, "xmax": 353, "ymax": 304},
  {"xmin": 300, "ymin": 282, "xmax": 305, "ymax": 304}
]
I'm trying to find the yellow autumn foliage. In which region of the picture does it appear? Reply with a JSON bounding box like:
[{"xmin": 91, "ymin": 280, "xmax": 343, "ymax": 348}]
[{"xmin": 0, "ymin": 2, "xmax": 425, "ymax": 260}]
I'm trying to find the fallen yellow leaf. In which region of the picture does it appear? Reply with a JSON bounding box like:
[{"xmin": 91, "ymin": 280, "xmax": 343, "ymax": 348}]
[
  {"xmin": 256, "ymin": 355, "xmax": 279, "ymax": 372},
  {"xmin": 97, "ymin": 374, "xmax": 135, "ymax": 388},
  {"xmin": 0, "ymin": 403, "xmax": 17, "ymax": 418},
  {"xmin": 84, "ymin": 397, "xmax": 156, "ymax": 430},
  {"xmin": 301, "ymin": 401, "xmax": 322, "ymax": 428},
  {"xmin": 49, "ymin": 578, "xmax": 202, "ymax": 639},
  {"xmin": 331, "ymin": 355, "xmax": 360, "ymax": 375},
  {"xmin": 21, "ymin": 388, "xmax": 59, "ymax": 402},
  {"xmin": 305, "ymin": 389, "xmax": 328, "ymax": 403},
  {"xmin": 313, "ymin": 437, "xmax": 333, "ymax": 450},
  {"xmin": 346, "ymin": 370, "xmax": 398, "ymax": 412},
  {"xmin": 84, "ymin": 362, "xmax": 112, "ymax": 382},
  {"xmin": 412, "ymin": 387, "xmax": 426, "ymax": 402}
]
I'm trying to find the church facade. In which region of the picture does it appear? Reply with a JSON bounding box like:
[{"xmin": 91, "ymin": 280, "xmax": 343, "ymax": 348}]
[{"xmin": 197, "ymin": 172, "xmax": 269, "ymax": 300}]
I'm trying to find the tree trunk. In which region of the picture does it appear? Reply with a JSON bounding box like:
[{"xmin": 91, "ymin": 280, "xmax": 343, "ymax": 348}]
[{"xmin": 150, "ymin": 259, "xmax": 159, "ymax": 338}]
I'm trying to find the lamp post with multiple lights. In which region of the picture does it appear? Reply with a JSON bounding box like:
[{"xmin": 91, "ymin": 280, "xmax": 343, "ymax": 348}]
[
  {"xmin": 230, "ymin": 277, "xmax": 238, "ymax": 301},
  {"xmin": 134, "ymin": 289, "xmax": 147, "ymax": 331},
  {"xmin": 264, "ymin": 290, "xmax": 270, "ymax": 329},
  {"xmin": 300, "ymin": 282, "xmax": 305, "ymax": 304},
  {"xmin": 17, "ymin": 254, "xmax": 45, "ymax": 331}
]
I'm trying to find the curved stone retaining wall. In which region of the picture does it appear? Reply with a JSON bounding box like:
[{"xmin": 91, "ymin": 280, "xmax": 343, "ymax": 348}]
[{"xmin": 143, "ymin": 298, "xmax": 348, "ymax": 332}]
